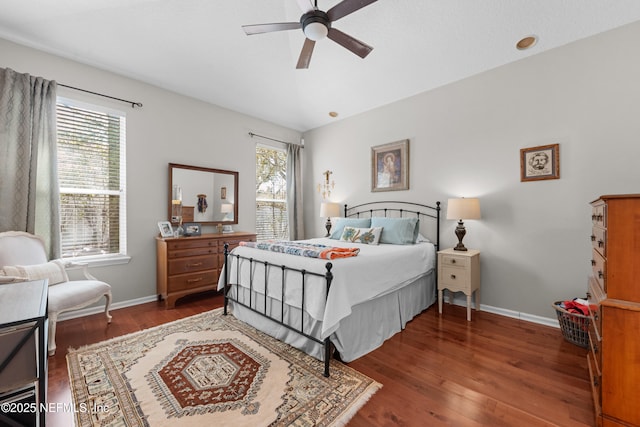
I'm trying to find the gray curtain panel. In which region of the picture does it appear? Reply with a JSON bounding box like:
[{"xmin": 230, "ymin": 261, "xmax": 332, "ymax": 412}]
[
  {"xmin": 0, "ymin": 67, "xmax": 60, "ymax": 259},
  {"xmin": 286, "ymin": 143, "xmax": 304, "ymax": 240}
]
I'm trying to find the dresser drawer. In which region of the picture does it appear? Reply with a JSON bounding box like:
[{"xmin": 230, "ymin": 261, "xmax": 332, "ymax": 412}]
[
  {"xmin": 439, "ymin": 265, "xmax": 470, "ymax": 290},
  {"xmin": 168, "ymin": 254, "xmax": 217, "ymax": 275},
  {"xmin": 167, "ymin": 238, "xmax": 218, "ymax": 251},
  {"xmin": 591, "ymin": 202, "xmax": 606, "ymax": 227},
  {"xmin": 218, "ymin": 238, "xmax": 255, "ymax": 253},
  {"xmin": 218, "ymin": 238, "xmax": 256, "ymax": 265},
  {"xmin": 588, "ymin": 327, "xmax": 602, "ymax": 377},
  {"xmin": 168, "ymin": 270, "xmax": 218, "ymax": 292},
  {"xmin": 440, "ymin": 253, "xmax": 469, "ymax": 268},
  {"xmin": 591, "ymin": 249, "xmax": 606, "ymax": 292},
  {"xmin": 590, "ymin": 226, "xmax": 607, "ymax": 257},
  {"xmin": 168, "ymin": 246, "xmax": 217, "ymax": 259},
  {"xmin": 587, "ymin": 275, "xmax": 604, "ymax": 338}
]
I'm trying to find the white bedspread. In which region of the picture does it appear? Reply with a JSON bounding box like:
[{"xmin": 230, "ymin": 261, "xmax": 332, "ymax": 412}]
[{"xmin": 218, "ymin": 237, "xmax": 436, "ymax": 339}]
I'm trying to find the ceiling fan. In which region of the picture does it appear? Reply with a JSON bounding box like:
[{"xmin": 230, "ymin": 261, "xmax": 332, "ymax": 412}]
[{"xmin": 242, "ymin": 0, "xmax": 378, "ymax": 69}]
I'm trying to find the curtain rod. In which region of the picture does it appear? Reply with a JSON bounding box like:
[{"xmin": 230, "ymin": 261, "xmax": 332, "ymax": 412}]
[
  {"xmin": 58, "ymin": 83, "xmax": 143, "ymax": 108},
  {"xmin": 248, "ymin": 132, "xmax": 304, "ymax": 147}
]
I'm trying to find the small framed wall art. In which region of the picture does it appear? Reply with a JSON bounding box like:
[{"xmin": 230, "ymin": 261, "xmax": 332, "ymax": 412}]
[
  {"xmin": 157, "ymin": 221, "xmax": 173, "ymax": 238},
  {"xmin": 183, "ymin": 222, "xmax": 202, "ymax": 236},
  {"xmin": 520, "ymin": 143, "xmax": 560, "ymax": 182},
  {"xmin": 371, "ymin": 139, "xmax": 409, "ymax": 192}
]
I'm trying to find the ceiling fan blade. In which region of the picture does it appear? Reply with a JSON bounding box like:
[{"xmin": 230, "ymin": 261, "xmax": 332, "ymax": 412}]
[
  {"xmin": 296, "ymin": 38, "xmax": 316, "ymax": 69},
  {"xmin": 296, "ymin": 0, "xmax": 315, "ymax": 13},
  {"xmin": 327, "ymin": 27, "xmax": 373, "ymax": 58},
  {"xmin": 326, "ymin": 0, "xmax": 377, "ymax": 22},
  {"xmin": 242, "ymin": 22, "xmax": 301, "ymax": 35}
]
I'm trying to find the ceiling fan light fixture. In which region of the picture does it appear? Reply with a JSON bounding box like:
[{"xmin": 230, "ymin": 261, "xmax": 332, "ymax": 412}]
[
  {"xmin": 304, "ymin": 22, "xmax": 328, "ymax": 41},
  {"xmin": 301, "ymin": 10, "xmax": 330, "ymax": 41}
]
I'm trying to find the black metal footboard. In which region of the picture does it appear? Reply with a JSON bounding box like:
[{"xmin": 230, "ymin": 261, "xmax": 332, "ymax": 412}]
[{"xmin": 222, "ymin": 243, "xmax": 334, "ymax": 377}]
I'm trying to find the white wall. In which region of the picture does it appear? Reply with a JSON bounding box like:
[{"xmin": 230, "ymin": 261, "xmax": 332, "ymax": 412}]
[
  {"xmin": 3, "ymin": 21, "xmax": 640, "ymax": 320},
  {"xmin": 303, "ymin": 21, "xmax": 640, "ymax": 319},
  {"xmin": 1, "ymin": 38, "xmax": 301, "ymax": 304}
]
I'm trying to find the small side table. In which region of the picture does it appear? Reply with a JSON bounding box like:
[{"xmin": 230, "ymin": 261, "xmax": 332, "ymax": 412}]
[{"xmin": 437, "ymin": 248, "xmax": 480, "ymax": 321}]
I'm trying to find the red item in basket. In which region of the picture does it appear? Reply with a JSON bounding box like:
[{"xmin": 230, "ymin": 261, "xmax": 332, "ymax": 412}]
[{"xmin": 563, "ymin": 299, "xmax": 589, "ymax": 316}]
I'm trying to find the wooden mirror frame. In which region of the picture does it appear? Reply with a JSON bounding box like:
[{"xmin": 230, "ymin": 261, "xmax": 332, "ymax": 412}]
[{"xmin": 168, "ymin": 163, "xmax": 239, "ymax": 226}]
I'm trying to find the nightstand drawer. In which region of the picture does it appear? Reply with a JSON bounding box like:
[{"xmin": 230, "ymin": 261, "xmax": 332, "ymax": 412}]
[
  {"xmin": 440, "ymin": 253, "xmax": 469, "ymax": 268},
  {"xmin": 439, "ymin": 265, "xmax": 470, "ymax": 288}
]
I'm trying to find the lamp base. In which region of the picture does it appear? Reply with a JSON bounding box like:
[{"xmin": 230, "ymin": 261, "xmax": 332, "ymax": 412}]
[
  {"xmin": 453, "ymin": 220, "xmax": 468, "ymax": 251},
  {"xmin": 325, "ymin": 217, "xmax": 332, "ymax": 237}
]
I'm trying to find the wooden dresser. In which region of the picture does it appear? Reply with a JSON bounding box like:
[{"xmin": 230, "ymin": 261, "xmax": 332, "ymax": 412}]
[
  {"xmin": 587, "ymin": 194, "xmax": 640, "ymax": 427},
  {"xmin": 156, "ymin": 231, "xmax": 256, "ymax": 308}
]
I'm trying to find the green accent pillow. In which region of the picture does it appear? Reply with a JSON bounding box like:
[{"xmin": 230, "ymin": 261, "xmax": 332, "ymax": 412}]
[
  {"xmin": 329, "ymin": 218, "xmax": 371, "ymax": 239},
  {"xmin": 370, "ymin": 217, "xmax": 419, "ymax": 244},
  {"xmin": 340, "ymin": 226, "xmax": 383, "ymax": 245}
]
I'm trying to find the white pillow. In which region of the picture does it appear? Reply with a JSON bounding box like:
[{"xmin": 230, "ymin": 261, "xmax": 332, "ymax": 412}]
[
  {"xmin": 2, "ymin": 260, "xmax": 69, "ymax": 286},
  {"xmin": 416, "ymin": 233, "xmax": 431, "ymax": 243},
  {"xmin": 340, "ymin": 226, "xmax": 383, "ymax": 245}
]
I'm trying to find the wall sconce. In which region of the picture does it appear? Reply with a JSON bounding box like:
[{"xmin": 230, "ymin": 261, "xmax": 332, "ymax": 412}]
[
  {"xmin": 319, "ymin": 202, "xmax": 341, "ymax": 237},
  {"xmin": 446, "ymin": 198, "xmax": 481, "ymax": 251},
  {"xmin": 317, "ymin": 170, "xmax": 335, "ymax": 200}
]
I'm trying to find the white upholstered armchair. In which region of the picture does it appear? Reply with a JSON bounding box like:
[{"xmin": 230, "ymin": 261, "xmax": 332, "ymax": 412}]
[{"xmin": 0, "ymin": 231, "xmax": 112, "ymax": 355}]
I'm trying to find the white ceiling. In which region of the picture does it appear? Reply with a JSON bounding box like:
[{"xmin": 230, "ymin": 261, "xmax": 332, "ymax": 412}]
[{"xmin": 2, "ymin": 0, "xmax": 640, "ymax": 132}]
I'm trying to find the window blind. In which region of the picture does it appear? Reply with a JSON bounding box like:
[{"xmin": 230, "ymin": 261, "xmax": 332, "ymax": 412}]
[
  {"xmin": 56, "ymin": 101, "xmax": 126, "ymax": 258},
  {"xmin": 256, "ymin": 145, "xmax": 288, "ymax": 240}
]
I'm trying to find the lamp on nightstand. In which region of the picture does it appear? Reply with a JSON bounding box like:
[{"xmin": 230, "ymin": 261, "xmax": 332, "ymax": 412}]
[
  {"xmin": 446, "ymin": 198, "xmax": 481, "ymax": 251},
  {"xmin": 319, "ymin": 202, "xmax": 341, "ymax": 237}
]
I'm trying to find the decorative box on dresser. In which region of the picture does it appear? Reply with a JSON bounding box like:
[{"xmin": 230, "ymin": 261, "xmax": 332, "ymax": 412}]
[
  {"xmin": 587, "ymin": 194, "xmax": 640, "ymax": 427},
  {"xmin": 156, "ymin": 231, "xmax": 256, "ymax": 309}
]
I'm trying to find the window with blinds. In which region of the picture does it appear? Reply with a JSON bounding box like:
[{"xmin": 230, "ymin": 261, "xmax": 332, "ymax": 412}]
[
  {"xmin": 56, "ymin": 98, "xmax": 126, "ymax": 259},
  {"xmin": 256, "ymin": 145, "xmax": 288, "ymax": 240}
]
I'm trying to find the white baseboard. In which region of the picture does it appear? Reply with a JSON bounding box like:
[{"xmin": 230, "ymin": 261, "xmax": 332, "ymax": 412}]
[
  {"xmin": 59, "ymin": 294, "xmax": 560, "ymax": 329},
  {"xmin": 444, "ymin": 296, "xmax": 559, "ymax": 328},
  {"xmin": 57, "ymin": 295, "xmax": 158, "ymax": 322}
]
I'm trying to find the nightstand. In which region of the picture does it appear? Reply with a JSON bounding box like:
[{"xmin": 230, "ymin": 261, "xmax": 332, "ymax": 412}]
[{"xmin": 437, "ymin": 248, "xmax": 480, "ymax": 321}]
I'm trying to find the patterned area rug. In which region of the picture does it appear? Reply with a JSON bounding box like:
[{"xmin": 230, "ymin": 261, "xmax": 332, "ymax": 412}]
[{"xmin": 66, "ymin": 308, "xmax": 381, "ymax": 426}]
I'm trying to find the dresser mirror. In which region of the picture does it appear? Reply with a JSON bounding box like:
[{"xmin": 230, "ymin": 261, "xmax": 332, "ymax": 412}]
[{"xmin": 168, "ymin": 163, "xmax": 238, "ymax": 226}]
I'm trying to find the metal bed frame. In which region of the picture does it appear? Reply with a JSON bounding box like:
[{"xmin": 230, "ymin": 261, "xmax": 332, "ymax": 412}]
[{"xmin": 223, "ymin": 200, "xmax": 440, "ymax": 377}]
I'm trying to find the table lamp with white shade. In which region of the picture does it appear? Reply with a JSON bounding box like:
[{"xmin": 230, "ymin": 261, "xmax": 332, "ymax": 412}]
[
  {"xmin": 220, "ymin": 202, "xmax": 234, "ymax": 233},
  {"xmin": 221, "ymin": 203, "xmax": 234, "ymax": 221},
  {"xmin": 446, "ymin": 198, "xmax": 481, "ymax": 251},
  {"xmin": 319, "ymin": 202, "xmax": 341, "ymax": 237}
]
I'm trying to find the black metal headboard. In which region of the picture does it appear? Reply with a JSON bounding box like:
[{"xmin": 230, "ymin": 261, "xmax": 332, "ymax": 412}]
[{"xmin": 344, "ymin": 201, "xmax": 441, "ymax": 251}]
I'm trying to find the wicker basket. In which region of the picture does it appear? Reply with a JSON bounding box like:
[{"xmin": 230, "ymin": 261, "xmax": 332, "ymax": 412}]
[{"xmin": 552, "ymin": 301, "xmax": 590, "ymax": 348}]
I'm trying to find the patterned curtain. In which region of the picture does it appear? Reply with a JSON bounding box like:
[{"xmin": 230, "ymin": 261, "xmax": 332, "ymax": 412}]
[
  {"xmin": 0, "ymin": 67, "xmax": 60, "ymax": 259},
  {"xmin": 286, "ymin": 143, "xmax": 304, "ymax": 240}
]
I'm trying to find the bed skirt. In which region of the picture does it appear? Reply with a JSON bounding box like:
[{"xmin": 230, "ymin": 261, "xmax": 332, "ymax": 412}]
[{"xmin": 227, "ymin": 269, "xmax": 436, "ymax": 363}]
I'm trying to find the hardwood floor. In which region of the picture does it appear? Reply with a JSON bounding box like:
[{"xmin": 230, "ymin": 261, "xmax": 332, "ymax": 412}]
[{"xmin": 47, "ymin": 293, "xmax": 594, "ymax": 427}]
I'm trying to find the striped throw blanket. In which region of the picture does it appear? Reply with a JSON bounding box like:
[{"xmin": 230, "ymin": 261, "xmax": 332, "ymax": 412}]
[{"xmin": 239, "ymin": 240, "xmax": 360, "ymax": 260}]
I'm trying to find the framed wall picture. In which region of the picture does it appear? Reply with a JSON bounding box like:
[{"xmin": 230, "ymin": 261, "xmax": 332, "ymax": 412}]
[
  {"xmin": 371, "ymin": 139, "xmax": 409, "ymax": 192},
  {"xmin": 157, "ymin": 221, "xmax": 173, "ymax": 238},
  {"xmin": 520, "ymin": 143, "xmax": 560, "ymax": 182},
  {"xmin": 183, "ymin": 222, "xmax": 202, "ymax": 236}
]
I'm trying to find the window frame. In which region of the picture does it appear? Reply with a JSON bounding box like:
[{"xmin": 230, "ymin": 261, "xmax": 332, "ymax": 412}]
[
  {"xmin": 255, "ymin": 142, "xmax": 289, "ymax": 241},
  {"xmin": 56, "ymin": 96, "xmax": 130, "ymax": 267}
]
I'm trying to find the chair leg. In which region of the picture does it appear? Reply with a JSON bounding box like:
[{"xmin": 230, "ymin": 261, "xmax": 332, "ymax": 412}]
[
  {"xmin": 48, "ymin": 314, "xmax": 58, "ymax": 356},
  {"xmin": 104, "ymin": 291, "xmax": 113, "ymax": 323}
]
